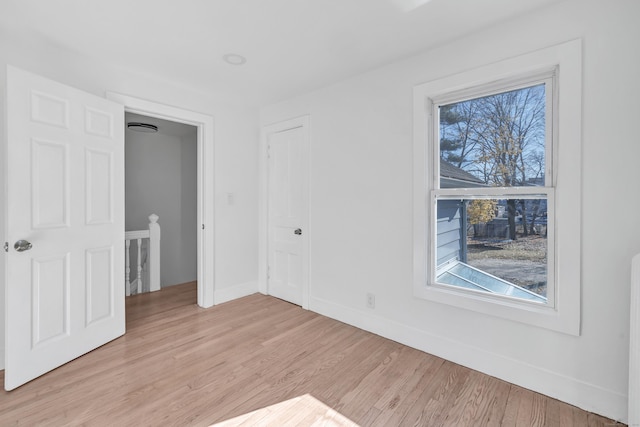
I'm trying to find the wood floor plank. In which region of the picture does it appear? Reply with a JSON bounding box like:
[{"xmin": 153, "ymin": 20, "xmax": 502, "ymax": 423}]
[
  {"xmin": 369, "ymin": 345, "xmax": 434, "ymax": 411},
  {"xmin": 0, "ymin": 283, "xmax": 625, "ymax": 426},
  {"xmin": 444, "ymin": 370, "xmax": 499, "ymax": 426},
  {"xmin": 368, "ymin": 354, "xmax": 446, "ymax": 426},
  {"xmin": 480, "ymin": 378, "xmax": 513, "ymax": 427},
  {"xmin": 395, "ymin": 361, "xmax": 470, "ymax": 426},
  {"xmin": 502, "ymin": 384, "xmax": 523, "ymax": 426},
  {"xmin": 528, "ymin": 391, "xmax": 548, "ymax": 427}
]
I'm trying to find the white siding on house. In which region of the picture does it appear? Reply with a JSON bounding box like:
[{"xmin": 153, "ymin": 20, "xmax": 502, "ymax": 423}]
[{"xmin": 436, "ymin": 200, "xmax": 465, "ymax": 267}]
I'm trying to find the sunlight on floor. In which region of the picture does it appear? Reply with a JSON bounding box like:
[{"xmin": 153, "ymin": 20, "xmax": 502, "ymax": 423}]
[{"xmin": 211, "ymin": 394, "xmax": 360, "ymax": 426}]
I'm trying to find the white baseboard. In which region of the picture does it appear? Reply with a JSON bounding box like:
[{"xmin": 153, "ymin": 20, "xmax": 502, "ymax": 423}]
[
  {"xmin": 214, "ymin": 281, "xmax": 259, "ymax": 305},
  {"xmin": 309, "ymin": 296, "xmax": 628, "ymax": 424}
]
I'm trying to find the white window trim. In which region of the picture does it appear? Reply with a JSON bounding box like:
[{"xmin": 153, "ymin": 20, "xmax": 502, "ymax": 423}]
[
  {"xmin": 431, "ymin": 71, "xmax": 556, "ymax": 309},
  {"xmin": 413, "ymin": 39, "xmax": 582, "ymax": 335}
]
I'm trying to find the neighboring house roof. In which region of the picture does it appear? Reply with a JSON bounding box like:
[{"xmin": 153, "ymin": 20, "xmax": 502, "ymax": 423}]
[{"xmin": 440, "ymin": 159, "xmax": 485, "ymax": 188}]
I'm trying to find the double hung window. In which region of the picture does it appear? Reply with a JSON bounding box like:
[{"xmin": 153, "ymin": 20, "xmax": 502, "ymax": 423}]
[
  {"xmin": 413, "ymin": 40, "xmax": 582, "ymax": 334},
  {"xmin": 433, "ymin": 76, "xmax": 554, "ymax": 305}
]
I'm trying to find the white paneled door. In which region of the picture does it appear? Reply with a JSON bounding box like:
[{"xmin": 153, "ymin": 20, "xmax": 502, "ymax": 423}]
[
  {"xmin": 267, "ymin": 122, "xmax": 307, "ymax": 306},
  {"xmin": 5, "ymin": 67, "xmax": 125, "ymax": 390}
]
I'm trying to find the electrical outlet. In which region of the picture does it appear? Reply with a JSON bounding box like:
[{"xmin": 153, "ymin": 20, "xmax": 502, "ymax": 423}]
[{"xmin": 366, "ymin": 293, "xmax": 375, "ymax": 309}]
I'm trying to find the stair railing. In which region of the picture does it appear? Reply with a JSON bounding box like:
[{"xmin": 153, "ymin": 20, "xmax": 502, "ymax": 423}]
[{"xmin": 125, "ymin": 214, "xmax": 161, "ymax": 295}]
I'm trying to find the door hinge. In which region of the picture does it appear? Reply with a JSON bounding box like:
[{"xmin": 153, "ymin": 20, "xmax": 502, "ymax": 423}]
[
  {"xmin": 4, "ymin": 242, "xmax": 8, "ymax": 252},
  {"xmin": 267, "ymin": 145, "xmax": 271, "ymax": 159},
  {"xmin": 202, "ymin": 224, "xmax": 205, "ymax": 230}
]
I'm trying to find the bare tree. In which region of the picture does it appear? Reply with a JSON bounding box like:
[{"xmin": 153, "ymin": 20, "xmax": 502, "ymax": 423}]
[{"xmin": 440, "ymin": 84, "xmax": 546, "ymax": 240}]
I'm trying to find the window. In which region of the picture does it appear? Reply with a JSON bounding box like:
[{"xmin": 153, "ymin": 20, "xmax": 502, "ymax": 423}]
[
  {"xmin": 413, "ymin": 40, "xmax": 582, "ymax": 335},
  {"xmin": 434, "ymin": 79, "xmax": 553, "ymax": 304}
]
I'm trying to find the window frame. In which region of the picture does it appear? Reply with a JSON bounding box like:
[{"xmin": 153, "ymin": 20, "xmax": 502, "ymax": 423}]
[
  {"xmin": 412, "ymin": 40, "xmax": 582, "ymax": 335},
  {"xmin": 431, "ymin": 73, "xmax": 556, "ymax": 308}
]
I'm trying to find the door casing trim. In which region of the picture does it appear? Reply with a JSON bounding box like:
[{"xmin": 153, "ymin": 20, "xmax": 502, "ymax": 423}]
[{"xmin": 107, "ymin": 92, "xmax": 215, "ymax": 308}]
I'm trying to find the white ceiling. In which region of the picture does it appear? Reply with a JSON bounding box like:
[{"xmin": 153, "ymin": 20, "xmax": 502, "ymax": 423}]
[{"xmin": 0, "ymin": 0, "xmax": 565, "ymax": 107}]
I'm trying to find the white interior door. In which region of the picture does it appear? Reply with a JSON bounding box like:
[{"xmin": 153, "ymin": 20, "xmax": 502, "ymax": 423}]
[
  {"xmin": 5, "ymin": 67, "xmax": 125, "ymax": 390},
  {"xmin": 267, "ymin": 125, "xmax": 307, "ymax": 306}
]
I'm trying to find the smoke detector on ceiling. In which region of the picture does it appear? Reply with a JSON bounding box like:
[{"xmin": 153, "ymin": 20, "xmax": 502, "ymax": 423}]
[{"xmin": 127, "ymin": 122, "xmax": 158, "ymax": 133}]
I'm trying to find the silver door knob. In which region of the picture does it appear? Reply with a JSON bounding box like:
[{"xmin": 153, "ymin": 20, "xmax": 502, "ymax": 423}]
[
  {"xmin": 294, "ymin": 228, "xmax": 302, "ymax": 235},
  {"xmin": 14, "ymin": 240, "xmax": 32, "ymax": 252}
]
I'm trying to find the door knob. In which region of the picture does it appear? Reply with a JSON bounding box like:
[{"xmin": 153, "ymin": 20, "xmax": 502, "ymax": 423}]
[
  {"xmin": 14, "ymin": 240, "xmax": 32, "ymax": 252},
  {"xmin": 294, "ymin": 228, "xmax": 302, "ymax": 235}
]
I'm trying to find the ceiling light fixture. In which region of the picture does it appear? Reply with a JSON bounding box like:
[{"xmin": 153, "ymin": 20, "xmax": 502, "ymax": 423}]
[
  {"xmin": 127, "ymin": 122, "xmax": 158, "ymax": 133},
  {"xmin": 223, "ymin": 53, "xmax": 247, "ymax": 66}
]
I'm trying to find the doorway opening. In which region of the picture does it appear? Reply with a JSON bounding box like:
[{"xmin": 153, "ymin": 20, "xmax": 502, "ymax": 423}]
[
  {"xmin": 107, "ymin": 92, "xmax": 216, "ymax": 308},
  {"xmin": 125, "ymin": 113, "xmax": 197, "ymax": 300}
]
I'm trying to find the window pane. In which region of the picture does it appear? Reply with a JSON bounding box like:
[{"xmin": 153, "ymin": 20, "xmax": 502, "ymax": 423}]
[
  {"xmin": 436, "ymin": 197, "xmax": 548, "ymax": 303},
  {"xmin": 439, "ymin": 84, "xmax": 546, "ymax": 189}
]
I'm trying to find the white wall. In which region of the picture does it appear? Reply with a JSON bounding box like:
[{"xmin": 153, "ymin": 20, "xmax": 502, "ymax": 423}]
[
  {"xmin": 0, "ymin": 70, "xmax": 5, "ymax": 371},
  {"xmin": 180, "ymin": 133, "xmax": 198, "ymax": 286},
  {"xmin": 260, "ymin": 0, "xmax": 640, "ymax": 422},
  {"xmin": 125, "ymin": 124, "xmax": 197, "ymax": 288},
  {"xmin": 0, "ymin": 30, "xmax": 260, "ymax": 369}
]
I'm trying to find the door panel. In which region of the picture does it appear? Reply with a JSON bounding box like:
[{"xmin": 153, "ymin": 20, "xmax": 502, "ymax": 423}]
[
  {"xmin": 268, "ymin": 125, "xmax": 305, "ymax": 306},
  {"xmin": 31, "ymin": 90, "xmax": 70, "ymax": 128},
  {"xmin": 5, "ymin": 66, "xmax": 125, "ymax": 390},
  {"xmin": 85, "ymin": 247, "xmax": 114, "ymax": 325},
  {"xmin": 32, "ymin": 139, "xmax": 69, "ymax": 228},
  {"xmin": 32, "ymin": 254, "xmax": 70, "ymax": 347},
  {"xmin": 86, "ymin": 148, "xmax": 113, "ymax": 224}
]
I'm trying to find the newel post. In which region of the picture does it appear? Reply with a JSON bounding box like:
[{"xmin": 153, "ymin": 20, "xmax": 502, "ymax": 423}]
[{"xmin": 148, "ymin": 214, "xmax": 161, "ymax": 292}]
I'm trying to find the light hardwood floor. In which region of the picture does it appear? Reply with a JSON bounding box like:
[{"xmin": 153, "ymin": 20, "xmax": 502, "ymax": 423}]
[{"xmin": 0, "ymin": 282, "xmax": 624, "ymax": 426}]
